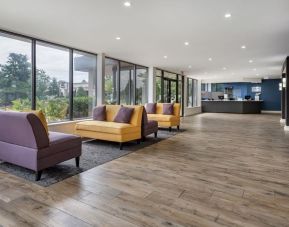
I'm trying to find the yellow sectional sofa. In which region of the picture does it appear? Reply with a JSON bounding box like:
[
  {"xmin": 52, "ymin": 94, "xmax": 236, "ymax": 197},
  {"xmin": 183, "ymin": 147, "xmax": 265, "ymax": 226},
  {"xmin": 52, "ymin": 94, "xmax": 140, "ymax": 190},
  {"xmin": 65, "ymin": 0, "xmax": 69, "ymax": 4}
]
[
  {"xmin": 75, "ymin": 105, "xmax": 143, "ymax": 149},
  {"xmin": 147, "ymin": 103, "xmax": 180, "ymax": 131}
]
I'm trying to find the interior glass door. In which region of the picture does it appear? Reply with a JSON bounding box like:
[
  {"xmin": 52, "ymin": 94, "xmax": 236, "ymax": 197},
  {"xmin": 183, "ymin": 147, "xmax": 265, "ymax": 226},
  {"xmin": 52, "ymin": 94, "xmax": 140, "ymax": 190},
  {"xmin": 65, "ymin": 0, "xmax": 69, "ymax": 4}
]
[{"xmin": 164, "ymin": 78, "xmax": 177, "ymax": 103}]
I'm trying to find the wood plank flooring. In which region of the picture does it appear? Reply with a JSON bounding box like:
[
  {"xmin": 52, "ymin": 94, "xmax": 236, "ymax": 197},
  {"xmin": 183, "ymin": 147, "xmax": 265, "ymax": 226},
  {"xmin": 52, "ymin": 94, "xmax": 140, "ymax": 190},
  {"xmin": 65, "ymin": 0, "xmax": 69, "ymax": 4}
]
[{"xmin": 1, "ymin": 113, "xmax": 289, "ymax": 226}]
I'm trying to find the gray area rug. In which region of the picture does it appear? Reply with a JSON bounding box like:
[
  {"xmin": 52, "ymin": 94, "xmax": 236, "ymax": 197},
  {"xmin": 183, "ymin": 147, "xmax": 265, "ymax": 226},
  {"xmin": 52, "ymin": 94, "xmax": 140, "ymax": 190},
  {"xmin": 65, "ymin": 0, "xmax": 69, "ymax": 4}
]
[{"xmin": 0, "ymin": 129, "xmax": 183, "ymax": 187}]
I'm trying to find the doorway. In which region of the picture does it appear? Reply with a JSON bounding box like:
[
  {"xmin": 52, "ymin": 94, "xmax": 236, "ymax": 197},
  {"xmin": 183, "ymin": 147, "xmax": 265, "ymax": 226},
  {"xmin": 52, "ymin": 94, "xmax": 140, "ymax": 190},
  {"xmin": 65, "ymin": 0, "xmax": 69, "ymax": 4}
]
[{"xmin": 164, "ymin": 78, "xmax": 177, "ymax": 103}]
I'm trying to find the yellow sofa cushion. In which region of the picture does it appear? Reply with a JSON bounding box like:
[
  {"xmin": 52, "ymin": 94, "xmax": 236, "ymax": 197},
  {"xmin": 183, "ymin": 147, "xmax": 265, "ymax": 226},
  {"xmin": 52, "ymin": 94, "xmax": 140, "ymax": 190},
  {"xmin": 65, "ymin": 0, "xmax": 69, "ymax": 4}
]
[
  {"xmin": 75, "ymin": 121, "xmax": 140, "ymax": 135},
  {"xmin": 147, "ymin": 114, "xmax": 178, "ymax": 122}
]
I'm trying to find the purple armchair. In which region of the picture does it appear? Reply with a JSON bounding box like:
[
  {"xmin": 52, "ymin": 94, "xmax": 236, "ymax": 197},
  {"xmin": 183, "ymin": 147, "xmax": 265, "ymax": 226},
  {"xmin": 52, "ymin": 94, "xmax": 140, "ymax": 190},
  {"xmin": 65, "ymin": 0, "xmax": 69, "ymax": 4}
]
[
  {"xmin": 0, "ymin": 111, "xmax": 82, "ymax": 181},
  {"xmin": 142, "ymin": 108, "xmax": 158, "ymax": 141}
]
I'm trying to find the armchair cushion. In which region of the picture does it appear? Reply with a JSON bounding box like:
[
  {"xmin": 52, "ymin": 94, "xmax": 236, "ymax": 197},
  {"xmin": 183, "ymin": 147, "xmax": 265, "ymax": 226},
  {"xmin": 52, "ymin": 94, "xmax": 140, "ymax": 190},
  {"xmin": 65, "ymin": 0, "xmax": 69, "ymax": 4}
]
[{"xmin": 114, "ymin": 106, "xmax": 134, "ymax": 123}]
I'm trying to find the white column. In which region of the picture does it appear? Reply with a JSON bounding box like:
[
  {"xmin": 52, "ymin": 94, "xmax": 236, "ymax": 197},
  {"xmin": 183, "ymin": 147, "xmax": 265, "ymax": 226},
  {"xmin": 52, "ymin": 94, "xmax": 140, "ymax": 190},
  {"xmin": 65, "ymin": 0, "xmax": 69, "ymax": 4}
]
[
  {"xmin": 148, "ymin": 66, "xmax": 156, "ymax": 103},
  {"xmin": 97, "ymin": 53, "xmax": 105, "ymax": 105},
  {"xmin": 197, "ymin": 80, "xmax": 202, "ymax": 106}
]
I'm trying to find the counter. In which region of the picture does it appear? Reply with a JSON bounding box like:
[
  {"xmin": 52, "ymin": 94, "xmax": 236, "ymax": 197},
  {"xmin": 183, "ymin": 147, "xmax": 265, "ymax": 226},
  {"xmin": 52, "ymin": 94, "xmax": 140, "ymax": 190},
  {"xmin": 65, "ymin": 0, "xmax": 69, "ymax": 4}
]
[{"xmin": 202, "ymin": 100, "xmax": 262, "ymax": 114}]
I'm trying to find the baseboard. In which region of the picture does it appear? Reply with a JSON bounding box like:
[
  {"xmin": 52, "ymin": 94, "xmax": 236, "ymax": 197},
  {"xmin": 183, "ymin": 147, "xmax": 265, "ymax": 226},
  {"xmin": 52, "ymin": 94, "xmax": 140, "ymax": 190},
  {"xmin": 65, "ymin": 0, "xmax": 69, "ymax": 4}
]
[{"xmin": 261, "ymin": 110, "xmax": 281, "ymax": 114}]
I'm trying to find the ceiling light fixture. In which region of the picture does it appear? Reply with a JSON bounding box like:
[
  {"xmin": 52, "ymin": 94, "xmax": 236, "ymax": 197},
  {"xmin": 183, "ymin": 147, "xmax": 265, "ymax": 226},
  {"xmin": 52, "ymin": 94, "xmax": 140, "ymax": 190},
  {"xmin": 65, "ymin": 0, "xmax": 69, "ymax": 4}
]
[
  {"xmin": 253, "ymin": 68, "xmax": 257, "ymax": 71},
  {"xmin": 188, "ymin": 65, "xmax": 192, "ymax": 69},
  {"xmin": 115, "ymin": 36, "xmax": 121, "ymax": 40},
  {"xmin": 223, "ymin": 67, "xmax": 227, "ymax": 70},
  {"xmin": 164, "ymin": 55, "xmax": 168, "ymax": 59},
  {"xmin": 249, "ymin": 59, "xmax": 253, "ymax": 63},
  {"xmin": 256, "ymin": 73, "xmax": 260, "ymax": 76},
  {"xmin": 123, "ymin": 1, "xmax": 131, "ymax": 7},
  {"xmin": 224, "ymin": 13, "xmax": 232, "ymax": 18},
  {"xmin": 184, "ymin": 42, "xmax": 189, "ymax": 46},
  {"xmin": 208, "ymin": 58, "xmax": 212, "ymax": 61},
  {"xmin": 241, "ymin": 45, "xmax": 246, "ymax": 49}
]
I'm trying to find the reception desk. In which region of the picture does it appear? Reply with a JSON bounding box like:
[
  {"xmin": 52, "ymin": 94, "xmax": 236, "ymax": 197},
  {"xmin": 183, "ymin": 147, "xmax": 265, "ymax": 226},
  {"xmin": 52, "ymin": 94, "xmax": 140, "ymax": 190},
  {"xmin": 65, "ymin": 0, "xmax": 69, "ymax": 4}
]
[{"xmin": 202, "ymin": 100, "xmax": 262, "ymax": 114}]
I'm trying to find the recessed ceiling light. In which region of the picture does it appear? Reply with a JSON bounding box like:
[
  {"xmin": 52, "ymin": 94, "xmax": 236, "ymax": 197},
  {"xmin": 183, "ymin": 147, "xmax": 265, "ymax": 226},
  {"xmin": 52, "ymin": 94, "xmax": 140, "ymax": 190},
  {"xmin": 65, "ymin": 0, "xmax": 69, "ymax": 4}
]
[
  {"xmin": 241, "ymin": 45, "xmax": 246, "ymax": 49},
  {"xmin": 253, "ymin": 68, "xmax": 257, "ymax": 71},
  {"xmin": 231, "ymin": 72, "xmax": 235, "ymax": 75},
  {"xmin": 249, "ymin": 59, "xmax": 253, "ymax": 63},
  {"xmin": 188, "ymin": 65, "xmax": 192, "ymax": 69},
  {"xmin": 223, "ymin": 67, "xmax": 227, "ymax": 70},
  {"xmin": 256, "ymin": 73, "xmax": 260, "ymax": 76},
  {"xmin": 164, "ymin": 55, "xmax": 168, "ymax": 59},
  {"xmin": 123, "ymin": 1, "xmax": 131, "ymax": 7},
  {"xmin": 184, "ymin": 42, "xmax": 189, "ymax": 46},
  {"xmin": 208, "ymin": 58, "xmax": 212, "ymax": 61},
  {"xmin": 115, "ymin": 36, "xmax": 121, "ymax": 40},
  {"xmin": 224, "ymin": 13, "xmax": 232, "ymax": 18}
]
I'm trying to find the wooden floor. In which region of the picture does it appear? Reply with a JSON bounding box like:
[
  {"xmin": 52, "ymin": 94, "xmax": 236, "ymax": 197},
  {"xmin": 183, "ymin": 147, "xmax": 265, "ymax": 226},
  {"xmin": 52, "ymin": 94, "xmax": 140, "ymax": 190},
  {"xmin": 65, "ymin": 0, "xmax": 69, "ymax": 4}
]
[{"xmin": 1, "ymin": 113, "xmax": 289, "ymax": 226}]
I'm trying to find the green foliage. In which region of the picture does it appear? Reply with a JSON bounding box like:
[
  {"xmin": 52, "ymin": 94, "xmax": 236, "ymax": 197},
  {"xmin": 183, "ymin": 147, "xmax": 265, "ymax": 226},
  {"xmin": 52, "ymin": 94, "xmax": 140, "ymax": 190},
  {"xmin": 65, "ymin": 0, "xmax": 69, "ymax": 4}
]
[
  {"xmin": 73, "ymin": 96, "xmax": 92, "ymax": 118},
  {"xmin": 48, "ymin": 78, "xmax": 60, "ymax": 97},
  {"xmin": 76, "ymin": 87, "xmax": 87, "ymax": 97}
]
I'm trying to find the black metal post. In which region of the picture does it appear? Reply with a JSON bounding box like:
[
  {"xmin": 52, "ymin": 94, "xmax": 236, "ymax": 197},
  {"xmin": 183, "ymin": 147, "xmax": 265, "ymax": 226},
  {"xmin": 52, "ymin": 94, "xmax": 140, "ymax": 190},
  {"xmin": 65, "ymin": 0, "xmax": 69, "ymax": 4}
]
[
  {"xmin": 282, "ymin": 73, "xmax": 285, "ymax": 120},
  {"xmin": 69, "ymin": 49, "xmax": 73, "ymax": 120},
  {"xmin": 31, "ymin": 39, "xmax": 36, "ymax": 110}
]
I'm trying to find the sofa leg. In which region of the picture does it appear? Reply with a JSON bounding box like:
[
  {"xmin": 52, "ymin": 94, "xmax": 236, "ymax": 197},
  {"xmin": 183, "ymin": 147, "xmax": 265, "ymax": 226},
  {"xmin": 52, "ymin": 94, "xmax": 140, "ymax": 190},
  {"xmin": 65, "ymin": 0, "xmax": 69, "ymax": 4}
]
[
  {"xmin": 177, "ymin": 125, "xmax": 180, "ymax": 131},
  {"xmin": 119, "ymin": 143, "xmax": 123, "ymax": 150},
  {"xmin": 154, "ymin": 132, "xmax": 158, "ymax": 138},
  {"xmin": 169, "ymin": 127, "xmax": 172, "ymax": 132},
  {"xmin": 35, "ymin": 171, "xmax": 42, "ymax": 181},
  {"xmin": 137, "ymin": 139, "xmax": 141, "ymax": 144},
  {"xmin": 142, "ymin": 136, "xmax": 146, "ymax": 142},
  {"xmin": 75, "ymin": 157, "xmax": 80, "ymax": 167}
]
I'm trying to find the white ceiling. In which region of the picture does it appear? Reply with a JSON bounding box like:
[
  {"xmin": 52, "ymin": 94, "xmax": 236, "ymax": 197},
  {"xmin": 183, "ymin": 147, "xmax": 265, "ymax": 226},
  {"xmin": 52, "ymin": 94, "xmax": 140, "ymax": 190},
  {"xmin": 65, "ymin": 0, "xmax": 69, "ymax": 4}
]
[{"xmin": 0, "ymin": 0, "xmax": 289, "ymax": 82}]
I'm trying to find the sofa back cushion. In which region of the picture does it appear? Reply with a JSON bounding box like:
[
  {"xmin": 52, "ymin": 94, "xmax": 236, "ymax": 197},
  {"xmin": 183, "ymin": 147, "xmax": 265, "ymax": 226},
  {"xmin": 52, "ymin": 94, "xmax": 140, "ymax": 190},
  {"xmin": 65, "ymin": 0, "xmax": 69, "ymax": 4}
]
[
  {"xmin": 156, "ymin": 103, "xmax": 181, "ymax": 117},
  {"xmin": 0, "ymin": 111, "xmax": 49, "ymax": 149},
  {"xmin": 142, "ymin": 107, "xmax": 149, "ymax": 126},
  {"xmin": 105, "ymin": 105, "xmax": 143, "ymax": 127},
  {"xmin": 113, "ymin": 106, "xmax": 134, "ymax": 123},
  {"xmin": 145, "ymin": 103, "xmax": 156, "ymax": 114},
  {"xmin": 93, "ymin": 105, "xmax": 106, "ymax": 121}
]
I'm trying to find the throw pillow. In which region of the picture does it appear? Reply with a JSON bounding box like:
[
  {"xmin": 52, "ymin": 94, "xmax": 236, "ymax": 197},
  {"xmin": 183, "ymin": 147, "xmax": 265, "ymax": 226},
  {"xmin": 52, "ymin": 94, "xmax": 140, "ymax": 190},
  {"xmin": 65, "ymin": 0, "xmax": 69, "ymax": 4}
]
[
  {"xmin": 93, "ymin": 105, "xmax": 106, "ymax": 121},
  {"xmin": 145, "ymin": 103, "xmax": 157, "ymax": 114},
  {"xmin": 113, "ymin": 106, "xmax": 134, "ymax": 123},
  {"xmin": 163, "ymin": 103, "xmax": 174, "ymax": 115}
]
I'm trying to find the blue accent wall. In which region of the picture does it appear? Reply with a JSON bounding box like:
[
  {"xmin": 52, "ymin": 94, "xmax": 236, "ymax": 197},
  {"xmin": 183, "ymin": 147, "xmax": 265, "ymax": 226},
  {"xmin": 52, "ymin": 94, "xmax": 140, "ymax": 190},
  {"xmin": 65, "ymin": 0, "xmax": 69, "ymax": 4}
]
[
  {"xmin": 217, "ymin": 79, "xmax": 281, "ymax": 111},
  {"xmin": 260, "ymin": 79, "xmax": 281, "ymax": 111}
]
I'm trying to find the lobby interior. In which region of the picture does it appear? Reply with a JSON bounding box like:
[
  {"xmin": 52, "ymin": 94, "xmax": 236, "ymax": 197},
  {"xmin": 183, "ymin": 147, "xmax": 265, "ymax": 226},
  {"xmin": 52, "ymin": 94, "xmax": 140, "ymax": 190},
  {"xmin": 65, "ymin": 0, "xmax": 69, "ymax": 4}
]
[{"xmin": 0, "ymin": 0, "xmax": 289, "ymax": 226}]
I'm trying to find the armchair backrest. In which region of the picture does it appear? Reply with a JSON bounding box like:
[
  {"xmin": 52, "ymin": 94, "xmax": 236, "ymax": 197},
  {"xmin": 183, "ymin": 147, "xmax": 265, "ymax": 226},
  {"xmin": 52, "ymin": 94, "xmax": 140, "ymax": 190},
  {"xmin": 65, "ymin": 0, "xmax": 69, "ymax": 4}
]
[{"xmin": 0, "ymin": 111, "xmax": 49, "ymax": 149}]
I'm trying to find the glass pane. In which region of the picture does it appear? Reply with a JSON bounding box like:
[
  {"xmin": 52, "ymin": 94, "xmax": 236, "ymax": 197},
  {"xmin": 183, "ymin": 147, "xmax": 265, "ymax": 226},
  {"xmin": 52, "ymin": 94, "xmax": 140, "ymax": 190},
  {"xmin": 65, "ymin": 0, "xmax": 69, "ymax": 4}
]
[
  {"xmin": 73, "ymin": 51, "xmax": 97, "ymax": 119},
  {"xmin": 164, "ymin": 79, "xmax": 169, "ymax": 103},
  {"xmin": 164, "ymin": 71, "xmax": 177, "ymax": 80},
  {"xmin": 178, "ymin": 76, "xmax": 183, "ymax": 115},
  {"xmin": 187, "ymin": 79, "xmax": 193, "ymax": 107},
  {"xmin": 105, "ymin": 58, "xmax": 119, "ymax": 104},
  {"xmin": 36, "ymin": 41, "xmax": 70, "ymax": 122},
  {"xmin": 171, "ymin": 81, "xmax": 177, "ymax": 103},
  {"xmin": 156, "ymin": 76, "xmax": 162, "ymax": 102},
  {"xmin": 193, "ymin": 79, "xmax": 198, "ymax": 106},
  {"xmin": 0, "ymin": 32, "xmax": 32, "ymax": 111},
  {"xmin": 120, "ymin": 61, "xmax": 133, "ymax": 105},
  {"xmin": 135, "ymin": 66, "xmax": 148, "ymax": 104}
]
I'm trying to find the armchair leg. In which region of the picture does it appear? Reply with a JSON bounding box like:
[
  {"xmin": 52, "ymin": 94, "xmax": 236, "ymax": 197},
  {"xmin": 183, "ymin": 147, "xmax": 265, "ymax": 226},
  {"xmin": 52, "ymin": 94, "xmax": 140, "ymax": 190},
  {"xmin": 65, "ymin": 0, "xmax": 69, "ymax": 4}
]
[
  {"xmin": 169, "ymin": 127, "xmax": 172, "ymax": 132},
  {"xmin": 177, "ymin": 125, "xmax": 180, "ymax": 131},
  {"xmin": 35, "ymin": 171, "xmax": 43, "ymax": 181},
  {"xmin": 75, "ymin": 157, "xmax": 80, "ymax": 167},
  {"xmin": 119, "ymin": 142, "xmax": 123, "ymax": 150},
  {"xmin": 154, "ymin": 132, "xmax": 158, "ymax": 138}
]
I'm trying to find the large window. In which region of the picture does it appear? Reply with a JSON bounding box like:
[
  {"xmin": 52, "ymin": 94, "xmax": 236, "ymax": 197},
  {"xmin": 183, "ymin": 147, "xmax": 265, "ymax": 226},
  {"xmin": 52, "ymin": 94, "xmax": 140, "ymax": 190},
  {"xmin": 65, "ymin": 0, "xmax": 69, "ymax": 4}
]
[
  {"xmin": 36, "ymin": 42, "xmax": 70, "ymax": 122},
  {"xmin": 120, "ymin": 61, "xmax": 134, "ymax": 105},
  {"xmin": 135, "ymin": 66, "xmax": 148, "ymax": 104},
  {"xmin": 0, "ymin": 32, "xmax": 32, "ymax": 111},
  {"xmin": 73, "ymin": 51, "xmax": 97, "ymax": 119},
  {"xmin": 0, "ymin": 30, "xmax": 97, "ymax": 122},
  {"xmin": 104, "ymin": 58, "xmax": 119, "ymax": 104},
  {"xmin": 104, "ymin": 57, "xmax": 148, "ymax": 105}
]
